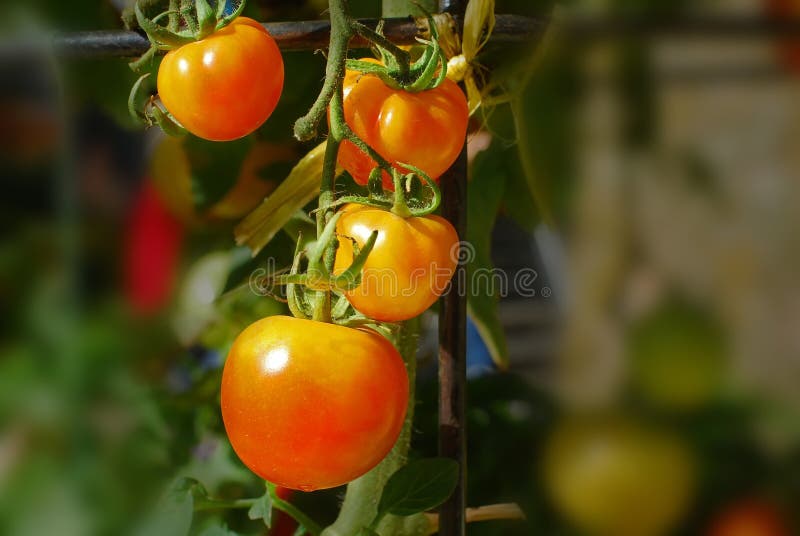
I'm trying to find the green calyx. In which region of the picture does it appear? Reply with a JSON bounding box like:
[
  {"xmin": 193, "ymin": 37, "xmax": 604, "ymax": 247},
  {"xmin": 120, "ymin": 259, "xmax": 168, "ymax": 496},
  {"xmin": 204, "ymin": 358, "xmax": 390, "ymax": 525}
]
[
  {"xmin": 133, "ymin": 0, "xmax": 247, "ymax": 50},
  {"xmin": 349, "ymin": 16, "xmax": 448, "ymax": 92}
]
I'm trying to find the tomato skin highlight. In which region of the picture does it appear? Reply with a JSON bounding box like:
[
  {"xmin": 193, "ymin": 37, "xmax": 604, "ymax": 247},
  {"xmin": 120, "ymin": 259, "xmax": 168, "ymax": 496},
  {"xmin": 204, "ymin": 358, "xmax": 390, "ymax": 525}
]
[
  {"xmin": 338, "ymin": 59, "xmax": 469, "ymax": 188},
  {"xmin": 334, "ymin": 204, "xmax": 459, "ymax": 322},
  {"xmin": 220, "ymin": 315, "xmax": 409, "ymax": 490},
  {"xmin": 157, "ymin": 18, "xmax": 284, "ymax": 141}
]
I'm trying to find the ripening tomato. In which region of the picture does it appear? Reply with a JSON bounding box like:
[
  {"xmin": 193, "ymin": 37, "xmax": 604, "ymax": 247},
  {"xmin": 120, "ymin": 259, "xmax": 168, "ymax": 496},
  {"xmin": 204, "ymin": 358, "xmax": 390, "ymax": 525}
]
[
  {"xmin": 158, "ymin": 17, "xmax": 284, "ymax": 141},
  {"xmin": 149, "ymin": 135, "xmax": 292, "ymax": 222},
  {"xmin": 543, "ymin": 415, "xmax": 695, "ymax": 536},
  {"xmin": 123, "ymin": 181, "xmax": 184, "ymax": 315},
  {"xmin": 333, "ymin": 204, "xmax": 459, "ymax": 322},
  {"xmin": 221, "ymin": 315, "xmax": 408, "ymax": 490},
  {"xmin": 337, "ymin": 59, "xmax": 468, "ymax": 188},
  {"xmin": 707, "ymin": 499, "xmax": 792, "ymax": 536}
]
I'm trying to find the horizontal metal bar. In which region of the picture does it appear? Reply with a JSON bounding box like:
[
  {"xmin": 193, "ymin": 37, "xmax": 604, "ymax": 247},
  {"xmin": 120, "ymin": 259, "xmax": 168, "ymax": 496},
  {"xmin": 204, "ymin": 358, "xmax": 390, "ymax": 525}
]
[
  {"xmin": 4, "ymin": 14, "xmax": 800, "ymax": 60},
  {"xmin": 48, "ymin": 14, "xmax": 542, "ymax": 59}
]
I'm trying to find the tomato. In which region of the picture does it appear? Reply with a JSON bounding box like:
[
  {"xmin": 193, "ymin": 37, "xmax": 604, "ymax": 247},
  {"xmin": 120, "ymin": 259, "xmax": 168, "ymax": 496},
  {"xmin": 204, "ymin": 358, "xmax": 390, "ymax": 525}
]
[
  {"xmin": 157, "ymin": 17, "xmax": 284, "ymax": 141},
  {"xmin": 628, "ymin": 300, "xmax": 727, "ymax": 411},
  {"xmin": 149, "ymin": 135, "xmax": 292, "ymax": 222},
  {"xmin": 337, "ymin": 59, "xmax": 469, "ymax": 188},
  {"xmin": 123, "ymin": 181, "xmax": 184, "ymax": 315},
  {"xmin": 543, "ymin": 415, "xmax": 695, "ymax": 536},
  {"xmin": 221, "ymin": 315, "xmax": 409, "ymax": 490},
  {"xmin": 707, "ymin": 499, "xmax": 792, "ymax": 536},
  {"xmin": 333, "ymin": 204, "xmax": 459, "ymax": 322}
]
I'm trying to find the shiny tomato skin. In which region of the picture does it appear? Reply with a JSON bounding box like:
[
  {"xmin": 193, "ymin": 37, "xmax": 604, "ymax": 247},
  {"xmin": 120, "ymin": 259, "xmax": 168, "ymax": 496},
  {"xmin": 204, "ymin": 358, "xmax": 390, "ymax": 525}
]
[
  {"xmin": 707, "ymin": 499, "xmax": 792, "ymax": 536},
  {"xmin": 334, "ymin": 204, "xmax": 458, "ymax": 322},
  {"xmin": 157, "ymin": 17, "xmax": 284, "ymax": 141},
  {"xmin": 338, "ymin": 59, "xmax": 468, "ymax": 188},
  {"xmin": 221, "ymin": 315, "xmax": 409, "ymax": 491}
]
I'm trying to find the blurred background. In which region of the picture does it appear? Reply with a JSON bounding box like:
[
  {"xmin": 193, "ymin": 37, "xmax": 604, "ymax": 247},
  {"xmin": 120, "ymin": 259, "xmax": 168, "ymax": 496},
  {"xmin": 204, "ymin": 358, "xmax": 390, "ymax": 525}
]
[{"xmin": 1, "ymin": 0, "xmax": 800, "ymax": 535}]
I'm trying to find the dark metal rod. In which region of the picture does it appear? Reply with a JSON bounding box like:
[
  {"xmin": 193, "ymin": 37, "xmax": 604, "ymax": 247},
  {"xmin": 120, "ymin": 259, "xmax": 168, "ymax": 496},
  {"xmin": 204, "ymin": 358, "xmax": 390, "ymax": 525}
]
[
  {"xmin": 23, "ymin": 14, "xmax": 800, "ymax": 59},
  {"xmin": 437, "ymin": 0, "xmax": 468, "ymax": 534},
  {"xmin": 45, "ymin": 14, "xmax": 541, "ymax": 59}
]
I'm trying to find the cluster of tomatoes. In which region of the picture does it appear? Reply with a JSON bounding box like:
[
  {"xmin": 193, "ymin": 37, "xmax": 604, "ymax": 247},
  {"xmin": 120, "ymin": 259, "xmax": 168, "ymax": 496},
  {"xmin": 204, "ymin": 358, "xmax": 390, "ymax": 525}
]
[{"xmin": 146, "ymin": 16, "xmax": 468, "ymax": 490}]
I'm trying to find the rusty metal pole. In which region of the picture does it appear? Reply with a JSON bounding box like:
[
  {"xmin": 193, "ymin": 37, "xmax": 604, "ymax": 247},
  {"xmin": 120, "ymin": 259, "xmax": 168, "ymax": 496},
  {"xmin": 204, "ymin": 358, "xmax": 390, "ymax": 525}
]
[{"xmin": 437, "ymin": 1, "xmax": 467, "ymax": 535}]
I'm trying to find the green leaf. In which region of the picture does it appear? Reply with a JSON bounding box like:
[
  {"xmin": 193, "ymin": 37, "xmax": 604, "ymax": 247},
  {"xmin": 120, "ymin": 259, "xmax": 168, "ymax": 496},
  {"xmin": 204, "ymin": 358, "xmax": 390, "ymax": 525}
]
[
  {"xmin": 356, "ymin": 528, "xmax": 380, "ymax": 536},
  {"xmin": 134, "ymin": 478, "xmax": 207, "ymax": 536},
  {"xmin": 247, "ymin": 487, "xmax": 273, "ymax": 528},
  {"xmin": 184, "ymin": 135, "xmax": 254, "ymax": 212},
  {"xmin": 376, "ymin": 458, "xmax": 459, "ymax": 519},
  {"xmin": 467, "ymin": 140, "xmax": 511, "ymax": 369},
  {"xmin": 235, "ymin": 142, "xmax": 327, "ymax": 256}
]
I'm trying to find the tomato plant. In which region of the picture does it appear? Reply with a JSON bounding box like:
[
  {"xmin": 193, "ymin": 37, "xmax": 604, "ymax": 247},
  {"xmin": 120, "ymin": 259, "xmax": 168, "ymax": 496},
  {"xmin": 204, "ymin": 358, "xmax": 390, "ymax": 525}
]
[
  {"xmin": 543, "ymin": 415, "xmax": 695, "ymax": 536},
  {"xmin": 337, "ymin": 58, "xmax": 469, "ymax": 188},
  {"xmin": 334, "ymin": 204, "xmax": 459, "ymax": 322},
  {"xmin": 707, "ymin": 499, "xmax": 792, "ymax": 536},
  {"xmin": 157, "ymin": 17, "xmax": 284, "ymax": 141},
  {"xmin": 221, "ymin": 315, "xmax": 409, "ymax": 491}
]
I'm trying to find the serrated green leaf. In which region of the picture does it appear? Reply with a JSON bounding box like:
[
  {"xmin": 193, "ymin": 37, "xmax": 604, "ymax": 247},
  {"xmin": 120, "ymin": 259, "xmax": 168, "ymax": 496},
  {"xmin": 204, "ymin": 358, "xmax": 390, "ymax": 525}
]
[
  {"xmin": 235, "ymin": 142, "xmax": 326, "ymax": 256},
  {"xmin": 376, "ymin": 458, "xmax": 459, "ymax": 519},
  {"xmin": 467, "ymin": 141, "xmax": 510, "ymax": 369},
  {"xmin": 134, "ymin": 477, "xmax": 206, "ymax": 536},
  {"xmin": 183, "ymin": 135, "xmax": 254, "ymax": 211},
  {"xmin": 247, "ymin": 488, "xmax": 273, "ymax": 528}
]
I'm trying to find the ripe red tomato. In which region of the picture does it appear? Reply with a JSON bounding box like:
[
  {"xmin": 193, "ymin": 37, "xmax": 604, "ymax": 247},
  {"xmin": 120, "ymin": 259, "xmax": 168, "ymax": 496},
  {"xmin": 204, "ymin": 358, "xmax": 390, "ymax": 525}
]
[
  {"xmin": 337, "ymin": 59, "xmax": 469, "ymax": 188},
  {"xmin": 707, "ymin": 499, "xmax": 792, "ymax": 536},
  {"xmin": 543, "ymin": 415, "xmax": 695, "ymax": 536},
  {"xmin": 333, "ymin": 204, "xmax": 459, "ymax": 322},
  {"xmin": 157, "ymin": 17, "xmax": 284, "ymax": 141},
  {"xmin": 123, "ymin": 181, "xmax": 184, "ymax": 314},
  {"xmin": 221, "ymin": 315, "xmax": 408, "ymax": 490}
]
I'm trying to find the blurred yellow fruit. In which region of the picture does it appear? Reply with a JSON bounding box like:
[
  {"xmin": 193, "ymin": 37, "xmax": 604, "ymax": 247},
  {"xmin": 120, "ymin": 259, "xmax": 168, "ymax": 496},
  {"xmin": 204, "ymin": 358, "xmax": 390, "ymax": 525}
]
[
  {"xmin": 149, "ymin": 136, "xmax": 296, "ymax": 222},
  {"xmin": 628, "ymin": 299, "xmax": 727, "ymax": 411},
  {"xmin": 543, "ymin": 415, "xmax": 695, "ymax": 536}
]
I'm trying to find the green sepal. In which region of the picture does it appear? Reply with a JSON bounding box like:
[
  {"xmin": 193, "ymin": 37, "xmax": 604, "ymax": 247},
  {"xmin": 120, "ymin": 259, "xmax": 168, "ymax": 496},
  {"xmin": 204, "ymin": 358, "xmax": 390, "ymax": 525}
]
[
  {"xmin": 135, "ymin": 3, "xmax": 195, "ymax": 48},
  {"xmin": 127, "ymin": 72, "xmax": 151, "ymax": 122},
  {"xmin": 216, "ymin": 0, "xmax": 249, "ymax": 30},
  {"xmin": 150, "ymin": 105, "xmax": 188, "ymax": 138},
  {"xmin": 195, "ymin": 0, "xmax": 218, "ymax": 39}
]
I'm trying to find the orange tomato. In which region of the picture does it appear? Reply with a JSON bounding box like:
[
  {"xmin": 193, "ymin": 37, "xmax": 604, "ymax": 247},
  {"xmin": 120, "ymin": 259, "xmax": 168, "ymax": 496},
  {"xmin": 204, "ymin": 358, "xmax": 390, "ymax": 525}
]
[
  {"xmin": 707, "ymin": 499, "xmax": 792, "ymax": 536},
  {"xmin": 334, "ymin": 204, "xmax": 459, "ymax": 322},
  {"xmin": 220, "ymin": 316, "xmax": 408, "ymax": 490},
  {"xmin": 157, "ymin": 17, "xmax": 284, "ymax": 141},
  {"xmin": 338, "ymin": 59, "xmax": 468, "ymax": 188}
]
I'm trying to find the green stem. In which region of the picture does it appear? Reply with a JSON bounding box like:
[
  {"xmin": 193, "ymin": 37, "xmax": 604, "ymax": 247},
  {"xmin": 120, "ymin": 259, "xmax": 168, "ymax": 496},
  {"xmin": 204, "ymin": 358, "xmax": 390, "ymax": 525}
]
[
  {"xmin": 321, "ymin": 319, "xmax": 427, "ymax": 536},
  {"xmin": 168, "ymin": 0, "xmax": 180, "ymax": 31},
  {"xmin": 270, "ymin": 485, "xmax": 324, "ymax": 536}
]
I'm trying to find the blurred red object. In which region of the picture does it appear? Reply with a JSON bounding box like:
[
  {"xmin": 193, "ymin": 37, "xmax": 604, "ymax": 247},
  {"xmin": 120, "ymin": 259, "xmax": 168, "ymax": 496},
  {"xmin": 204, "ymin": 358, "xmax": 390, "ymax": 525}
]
[
  {"xmin": 765, "ymin": 0, "xmax": 800, "ymax": 73},
  {"xmin": 707, "ymin": 499, "xmax": 792, "ymax": 536},
  {"xmin": 123, "ymin": 180, "xmax": 184, "ymax": 315},
  {"xmin": 270, "ymin": 486, "xmax": 299, "ymax": 536}
]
